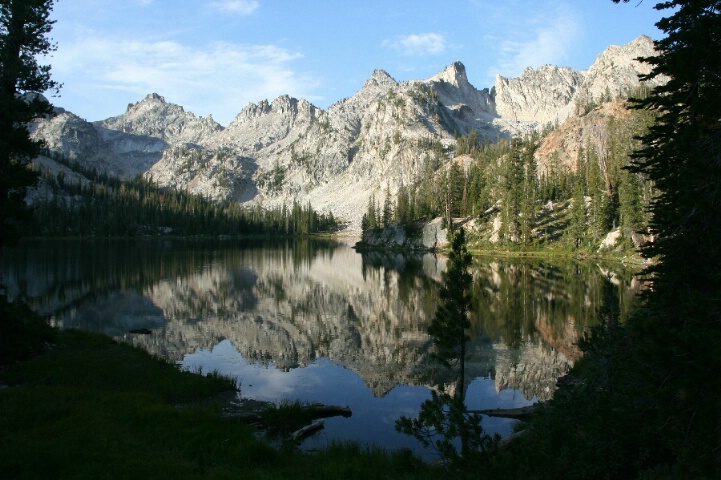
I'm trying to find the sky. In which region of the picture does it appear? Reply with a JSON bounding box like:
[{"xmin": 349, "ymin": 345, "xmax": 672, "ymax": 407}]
[{"xmin": 44, "ymin": 0, "xmax": 669, "ymax": 126}]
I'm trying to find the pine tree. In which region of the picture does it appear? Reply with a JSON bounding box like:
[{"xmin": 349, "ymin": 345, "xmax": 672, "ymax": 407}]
[
  {"xmin": 617, "ymin": 167, "xmax": 642, "ymax": 234},
  {"xmin": 427, "ymin": 227, "xmax": 473, "ymax": 396},
  {"xmin": 382, "ymin": 186, "xmax": 393, "ymax": 228},
  {"xmin": 501, "ymin": 138, "xmax": 524, "ymax": 243},
  {"xmin": 568, "ymin": 176, "xmax": 587, "ymax": 249},
  {"xmin": 365, "ymin": 193, "xmax": 378, "ymax": 230},
  {"xmin": 448, "ymin": 162, "xmax": 464, "ymax": 218},
  {"xmin": 535, "ymin": 2, "xmax": 721, "ymax": 478},
  {"xmin": 395, "ymin": 183, "xmax": 410, "ymax": 227},
  {"xmin": 0, "ymin": 0, "xmax": 59, "ymax": 248},
  {"xmin": 519, "ymin": 139, "xmax": 538, "ymax": 245}
]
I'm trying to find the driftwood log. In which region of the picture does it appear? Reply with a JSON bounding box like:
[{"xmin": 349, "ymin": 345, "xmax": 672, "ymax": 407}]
[
  {"xmin": 290, "ymin": 420, "xmax": 325, "ymax": 442},
  {"xmin": 222, "ymin": 402, "xmax": 352, "ymax": 444},
  {"xmin": 287, "ymin": 405, "xmax": 351, "ymax": 443}
]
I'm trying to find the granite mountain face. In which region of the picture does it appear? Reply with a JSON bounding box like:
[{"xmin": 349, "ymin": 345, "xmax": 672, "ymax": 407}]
[{"xmin": 30, "ymin": 35, "xmax": 661, "ymax": 229}]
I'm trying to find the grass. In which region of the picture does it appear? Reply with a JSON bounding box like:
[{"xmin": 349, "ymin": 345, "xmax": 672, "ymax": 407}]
[
  {"xmin": 0, "ymin": 310, "xmax": 437, "ymax": 479},
  {"xmin": 0, "ymin": 297, "xmax": 55, "ymax": 364},
  {"xmin": 260, "ymin": 400, "xmax": 320, "ymax": 439}
]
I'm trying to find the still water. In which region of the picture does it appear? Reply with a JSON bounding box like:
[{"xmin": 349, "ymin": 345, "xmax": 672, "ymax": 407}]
[{"xmin": 2, "ymin": 238, "xmax": 642, "ymax": 458}]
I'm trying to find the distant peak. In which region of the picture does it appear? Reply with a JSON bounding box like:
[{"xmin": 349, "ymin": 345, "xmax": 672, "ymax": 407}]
[
  {"xmin": 429, "ymin": 61, "xmax": 468, "ymax": 86},
  {"xmin": 145, "ymin": 93, "xmax": 165, "ymax": 102},
  {"xmin": 624, "ymin": 34, "xmax": 654, "ymax": 49},
  {"xmin": 272, "ymin": 94, "xmax": 294, "ymax": 105},
  {"xmin": 365, "ymin": 69, "xmax": 397, "ymax": 88},
  {"xmin": 127, "ymin": 93, "xmax": 167, "ymax": 112},
  {"xmin": 598, "ymin": 34, "xmax": 657, "ymax": 59}
]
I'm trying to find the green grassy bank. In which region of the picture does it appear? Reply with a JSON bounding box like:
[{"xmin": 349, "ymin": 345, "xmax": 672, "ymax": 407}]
[{"xmin": 0, "ymin": 308, "xmax": 433, "ymax": 479}]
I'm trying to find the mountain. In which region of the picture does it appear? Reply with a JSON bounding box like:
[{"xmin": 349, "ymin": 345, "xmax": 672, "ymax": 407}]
[{"xmin": 30, "ymin": 35, "xmax": 662, "ymax": 230}]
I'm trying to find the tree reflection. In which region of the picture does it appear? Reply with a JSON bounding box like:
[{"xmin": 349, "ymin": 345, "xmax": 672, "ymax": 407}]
[
  {"xmin": 397, "ymin": 229, "xmax": 495, "ymax": 465},
  {"xmin": 3, "ymin": 238, "xmax": 642, "ymax": 401}
]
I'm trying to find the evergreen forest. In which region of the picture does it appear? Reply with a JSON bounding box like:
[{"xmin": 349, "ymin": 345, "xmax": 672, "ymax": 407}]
[{"xmin": 28, "ymin": 153, "xmax": 339, "ymax": 237}]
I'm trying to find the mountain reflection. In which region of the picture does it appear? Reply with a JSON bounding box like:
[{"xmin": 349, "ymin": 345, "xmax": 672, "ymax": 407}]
[{"xmin": 3, "ymin": 238, "xmax": 642, "ymax": 400}]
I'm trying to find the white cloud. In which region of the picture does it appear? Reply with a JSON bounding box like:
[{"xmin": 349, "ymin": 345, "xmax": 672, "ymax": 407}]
[
  {"xmin": 51, "ymin": 37, "xmax": 319, "ymax": 125},
  {"xmin": 383, "ymin": 32, "xmax": 447, "ymax": 56},
  {"xmin": 210, "ymin": 0, "xmax": 259, "ymax": 15},
  {"xmin": 490, "ymin": 6, "xmax": 581, "ymax": 78}
]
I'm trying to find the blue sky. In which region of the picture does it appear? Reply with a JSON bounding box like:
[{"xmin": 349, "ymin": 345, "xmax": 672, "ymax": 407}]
[{"xmin": 46, "ymin": 0, "xmax": 668, "ymax": 126}]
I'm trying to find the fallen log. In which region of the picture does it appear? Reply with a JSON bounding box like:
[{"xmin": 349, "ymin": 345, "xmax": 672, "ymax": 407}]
[
  {"xmin": 290, "ymin": 420, "xmax": 325, "ymax": 442},
  {"xmin": 469, "ymin": 404, "xmax": 540, "ymax": 420}
]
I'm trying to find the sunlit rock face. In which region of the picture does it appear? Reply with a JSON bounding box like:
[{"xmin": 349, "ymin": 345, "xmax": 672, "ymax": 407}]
[
  {"xmin": 99, "ymin": 93, "xmax": 224, "ymax": 146},
  {"xmin": 360, "ymin": 217, "xmax": 449, "ymax": 251},
  {"xmin": 494, "ymin": 66, "xmax": 584, "ymax": 126},
  {"xmin": 31, "ymin": 36, "xmax": 660, "ymax": 230},
  {"xmin": 493, "ymin": 35, "xmax": 663, "ymax": 129}
]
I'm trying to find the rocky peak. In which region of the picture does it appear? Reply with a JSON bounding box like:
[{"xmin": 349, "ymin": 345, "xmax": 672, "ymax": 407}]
[
  {"xmin": 143, "ymin": 92, "xmax": 165, "ymax": 103},
  {"xmin": 365, "ymin": 69, "xmax": 398, "ymax": 89},
  {"xmin": 423, "ymin": 61, "xmax": 496, "ymax": 132},
  {"xmin": 493, "ymin": 65, "xmax": 585, "ymax": 125},
  {"xmin": 342, "ymin": 69, "xmax": 399, "ymax": 110},
  {"xmin": 581, "ymin": 34, "xmax": 662, "ymax": 102},
  {"xmin": 492, "ymin": 35, "xmax": 660, "ymax": 128},
  {"xmin": 270, "ymin": 94, "xmax": 304, "ymax": 115},
  {"xmin": 99, "ymin": 93, "xmax": 223, "ymax": 146},
  {"xmin": 227, "ymin": 95, "xmax": 318, "ymax": 128},
  {"xmin": 428, "ymin": 61, "xmax": 469, "ymax": 88},
  {"xmin": 123, "ymin": 93, "xmax": 170, "ymax": 115}
]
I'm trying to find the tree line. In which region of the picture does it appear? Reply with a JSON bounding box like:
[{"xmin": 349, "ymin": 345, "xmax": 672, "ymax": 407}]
[{"xmin": 28, "ymin": 154, "xmax": 338, "ymax": 237}]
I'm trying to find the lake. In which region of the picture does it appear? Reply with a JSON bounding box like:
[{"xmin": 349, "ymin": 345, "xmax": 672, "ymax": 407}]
[{"xmin": 2, "ymin": 238, "xmax": 643, "ymax": 459}]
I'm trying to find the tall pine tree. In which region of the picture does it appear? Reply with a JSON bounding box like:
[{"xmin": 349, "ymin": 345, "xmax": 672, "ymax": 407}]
[
  {"xmin": 535, "ymin": 2, "xmax": 721, "ymax": 477},
  {"xmin": 427, "ymin": 227, "xmax": 473, "ymax": 397},
  {"xmin": 0, "ymin": 0, "xmax": 58, "ymax": 248}
]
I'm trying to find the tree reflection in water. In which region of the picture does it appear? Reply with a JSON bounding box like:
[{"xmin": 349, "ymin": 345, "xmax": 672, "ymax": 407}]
[{"xmin": 2, "ymin": 238, "xmax": 643, "ymax": 455}]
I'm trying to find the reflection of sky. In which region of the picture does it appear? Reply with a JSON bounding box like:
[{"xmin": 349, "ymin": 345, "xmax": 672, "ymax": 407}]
[{"xmin": 181, "ymin": 339, "xmax": 533, "ymax": 459}]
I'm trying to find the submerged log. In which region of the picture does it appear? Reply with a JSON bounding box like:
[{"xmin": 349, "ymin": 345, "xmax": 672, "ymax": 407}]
[
  {"xmin": 469, "ymin": 404, "xmax": 540, "ymax": 420},
  {"xmin": 290, "ymin": 420, "xmax": 325, "ymax": 442}
]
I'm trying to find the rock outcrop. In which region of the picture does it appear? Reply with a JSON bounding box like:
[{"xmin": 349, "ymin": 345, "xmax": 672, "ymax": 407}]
[
  {"xmin": 358, "ymin": 218, "xmax": 449, "ymax": 252},
  {"xmin": 494, "ymin": 66, "xmax": 584, "ymax": 127}
]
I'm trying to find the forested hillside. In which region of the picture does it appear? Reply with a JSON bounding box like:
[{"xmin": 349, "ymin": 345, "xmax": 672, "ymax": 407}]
[
  {"xmin": 364, "ymin": 96, "xmax": 655, "ymax": 253},
  {"xmin": 28, "ymin": 154, "xmax": 338, "ymax": 237}
]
